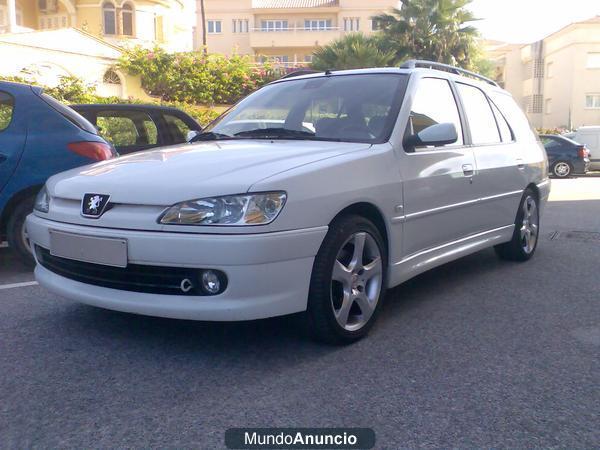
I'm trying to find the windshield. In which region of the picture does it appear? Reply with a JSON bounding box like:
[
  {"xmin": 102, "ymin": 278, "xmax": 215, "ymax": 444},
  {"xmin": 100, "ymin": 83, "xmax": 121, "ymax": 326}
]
[{"xmin": 203, "ymin": 74, "xmax": 408, "ymax": 144}]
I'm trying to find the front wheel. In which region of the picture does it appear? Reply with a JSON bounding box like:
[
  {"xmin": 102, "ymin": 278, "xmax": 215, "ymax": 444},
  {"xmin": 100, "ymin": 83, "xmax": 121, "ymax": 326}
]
[
  {"xmin": 306, "ymin": 215, "xmax": 387, "ymax": 344},
  {"xmin": 494, "ymin": 189, "xmax": 540, "ymax": 262}
]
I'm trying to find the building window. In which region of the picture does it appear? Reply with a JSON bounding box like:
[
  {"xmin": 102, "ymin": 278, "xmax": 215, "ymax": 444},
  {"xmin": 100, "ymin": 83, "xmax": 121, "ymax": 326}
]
[
  {"xmin": 343, "ymin": 17, "xmax": 359, "ymax": 31},
  {"xmin": 545, "ymin": 98, "xmax": 552, "ymax": 114},
  {"xmin": 103, "ymin": 2, "xmax": 116, "ymax": 35},
  {"xmin": 546, "ymin": 61, "xmax": 553, "ymax": 78},
  {"xmin": 121, "ymin": 3, "xmax": 134, "ymax": 36},
  {"xmin": 304, "ymin": 19, "xmax": 332, "ymax": 31},
  {"xmin": 304, "ymin": 55, "xmax": 313, "ymax": 63},
  {"xmin": 261, "ymin": 20, "xmax": 288, "ymax": 31},
  {"xmin": 207, "ymin": 20, "xmax": 222, "ymax": 34},
  {"xmin": 232, "ymin": 19, "xmax": 249, "ymax": 33},
  {"xmin": 585, "ymin": 94, "xmax": 600, "ymax": 109},
  {"xmin": 371, "ymin": 19, "xmax": 382, "ymax": 31},
  {"xmin": 586, "ymin": 53, "xmax": 600, "ymax": 69},
  {"xmin": 103, "ymin": 69, "xmax": 121, "ymax": 85}
]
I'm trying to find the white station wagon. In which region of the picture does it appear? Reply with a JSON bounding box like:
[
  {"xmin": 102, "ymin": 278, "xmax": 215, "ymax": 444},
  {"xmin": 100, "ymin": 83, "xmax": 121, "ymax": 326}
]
[{"xmin": 27, "ymin": 61, "xmax": 550, "ymax": 344}]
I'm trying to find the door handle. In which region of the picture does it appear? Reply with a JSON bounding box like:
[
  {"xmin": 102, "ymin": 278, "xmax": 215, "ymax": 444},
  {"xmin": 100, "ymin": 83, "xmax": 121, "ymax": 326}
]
[
  {"xmin": 516, "ymin": 158, "xmax": 525, "ymax": 170},
  {"xmin": 462, "ymin": 164, "xmax": 474, "ymax": 176}
]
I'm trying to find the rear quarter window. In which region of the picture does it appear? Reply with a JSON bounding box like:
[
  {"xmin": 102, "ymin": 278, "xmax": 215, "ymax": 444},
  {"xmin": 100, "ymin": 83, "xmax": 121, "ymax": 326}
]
[
  {"xmin": 0, "ymin": 91, "xmax": 14, "ymax": 131},
  {"xmin": 489, "ymin": 91, "xmax": 537, "ymax": 143}
]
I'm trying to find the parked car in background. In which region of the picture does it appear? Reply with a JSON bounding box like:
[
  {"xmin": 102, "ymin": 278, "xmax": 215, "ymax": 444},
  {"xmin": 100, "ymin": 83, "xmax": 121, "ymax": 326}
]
[
  {"xmin": 71, "ymin": 104, "xmax": 202, "ymax": 155},
  {"xmin": 28, "ymin": 62, "xmax": 550, "ymax": 344},
  {"xmin": 564, "ymin": 126, "xmax": 600, "ymax": 171},
  {"xmin": 0, "ymin": 81, "xmax": 114, "ymax": 264},
  {"xmin": 540, "ymin": 134, "xmax": 590, "ymax": 177}
]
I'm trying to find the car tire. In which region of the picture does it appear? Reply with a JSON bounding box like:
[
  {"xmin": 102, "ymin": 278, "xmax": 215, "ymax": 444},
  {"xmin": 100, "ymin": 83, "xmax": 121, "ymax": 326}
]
[
  {"xmin": 494, "ymin": 188, "xmax": 540, "ymax": 262},
  {"xmin": 551, "ymin": 161, "xmax": 572, "ymax": 178},
  {"xmin": 6, "ymin": 197, "xmax": 36, "ymax": 267},
  {"xmin": 306, "ymin": 215, "xmax": 387, "ymax": 345}
]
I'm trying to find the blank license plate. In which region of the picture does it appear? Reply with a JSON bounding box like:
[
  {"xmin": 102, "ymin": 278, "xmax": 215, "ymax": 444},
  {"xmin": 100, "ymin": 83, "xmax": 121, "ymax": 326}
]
[{"xmin": 49, "ymin": 230, "xmax": 128, "ymax": 268}]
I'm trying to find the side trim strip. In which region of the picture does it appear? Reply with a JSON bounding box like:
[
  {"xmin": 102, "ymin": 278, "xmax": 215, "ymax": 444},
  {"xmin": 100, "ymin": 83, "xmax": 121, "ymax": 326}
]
[
  {"xmin": 396, "ymin": 189, "xmax": 523, "ymax": 223},
  {"xmin": 394, "ymin": 224, "xmax": 514, "ymax": 265}
]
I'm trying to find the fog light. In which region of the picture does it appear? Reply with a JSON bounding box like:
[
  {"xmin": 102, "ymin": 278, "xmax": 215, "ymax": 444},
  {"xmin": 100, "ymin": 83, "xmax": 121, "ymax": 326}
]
[{"xmin": 201, "ymin": 270, "xmax": 221, "ymax": 295}]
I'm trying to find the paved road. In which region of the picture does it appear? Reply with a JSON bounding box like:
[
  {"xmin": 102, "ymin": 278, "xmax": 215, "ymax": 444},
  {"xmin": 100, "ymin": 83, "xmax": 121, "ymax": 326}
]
[{"xmin": 1, "ymin": 178, "xmax": 599, "ymax": 448}]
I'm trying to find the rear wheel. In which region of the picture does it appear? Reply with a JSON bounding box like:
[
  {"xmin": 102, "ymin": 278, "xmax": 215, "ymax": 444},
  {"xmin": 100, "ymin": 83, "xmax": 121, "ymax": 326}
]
[
  {"xmin": 306, "ymin": 215, "xmax": 386, "ymax": 344},
  {"xmin": 6, "ymin": 197, "xmax": 35, "ymax": 267},
  {"xmin": 494, "ymin": 189, "xmax": 539, "ymax": 262},
  {"xmin": 551, "ymin": 161, "xmax": 572, "ymax": 178}
]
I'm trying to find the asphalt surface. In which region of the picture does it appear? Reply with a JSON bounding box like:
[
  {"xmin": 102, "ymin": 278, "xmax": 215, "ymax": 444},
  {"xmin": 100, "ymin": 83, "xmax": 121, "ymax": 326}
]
[{"xmin": 1, "ymin": 178, "xmax": 599, "ymax": 448}]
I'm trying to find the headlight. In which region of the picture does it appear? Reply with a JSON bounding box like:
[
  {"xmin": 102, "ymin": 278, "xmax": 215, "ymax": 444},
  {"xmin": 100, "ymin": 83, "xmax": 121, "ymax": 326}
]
[
  {"xmin": 34, "ymin": 187, "xmax": 50, "ymax": 213},
  {"xmin": 159, "ymin": 192, "xmax": 287, "ymax": 226}
]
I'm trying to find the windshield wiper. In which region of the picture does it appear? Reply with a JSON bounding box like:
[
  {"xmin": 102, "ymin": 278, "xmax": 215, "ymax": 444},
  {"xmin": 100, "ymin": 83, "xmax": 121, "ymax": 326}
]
[
  {"xmin": 190, "ymin": 131, "xmax": 236, "ymax": 142},
  {"xmin": 234, "ymin": 128, "xmax": 317, "ymax": 139}
]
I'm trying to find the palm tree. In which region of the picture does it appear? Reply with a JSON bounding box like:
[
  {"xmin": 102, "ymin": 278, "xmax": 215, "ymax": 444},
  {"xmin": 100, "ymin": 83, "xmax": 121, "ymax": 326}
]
[
  {"xmin": 372, "ymin": 0, "xmax": 480, "ymax": 68},
  {"xmin": 199, "ymin": 0, "xmax": 207, "ymax": 54},
  {"xmin": 311, "ymin": 33, "xmax": 396, "ymax": 71}
]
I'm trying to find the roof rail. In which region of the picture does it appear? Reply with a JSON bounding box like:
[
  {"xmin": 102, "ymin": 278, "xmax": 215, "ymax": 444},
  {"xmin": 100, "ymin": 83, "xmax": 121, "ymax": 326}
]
[
  {"xmin": 400, "ymin": 59, "xmax": 499, "ymax": 87},
  {"xmin": 279, "ymin": 69, "xmax": 321, "ymax": 79}
]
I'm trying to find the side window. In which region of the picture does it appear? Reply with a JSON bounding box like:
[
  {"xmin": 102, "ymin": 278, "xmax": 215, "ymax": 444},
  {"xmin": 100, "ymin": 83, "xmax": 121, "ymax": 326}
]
[
  {"xmin": 490, "ymin": 100, "xmax": 513, "ymax": 142},
  {"xmin": 406, "ymin": 77, "xmax": 463, "ymax": 147},
  {"xmin": 457, "ymin": 83, "xmax": 501, "ymax": 145},
  {"xmin": 96, "ymin": 111, "xmax": 158, "ymax": 148},
  {"xmin": 163, "ymin": 114, "xmax": 192, "ymax": 144},
  {"xmin": 0, "ymin": 92, "xmax": 14, "ymax": 131}
]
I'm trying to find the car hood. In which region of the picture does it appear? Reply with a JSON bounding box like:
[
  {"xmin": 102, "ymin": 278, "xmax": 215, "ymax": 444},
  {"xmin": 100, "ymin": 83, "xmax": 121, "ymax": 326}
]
[{"xmin": 48, "ymin": 139, "xmax": 371, "ymax": 205}]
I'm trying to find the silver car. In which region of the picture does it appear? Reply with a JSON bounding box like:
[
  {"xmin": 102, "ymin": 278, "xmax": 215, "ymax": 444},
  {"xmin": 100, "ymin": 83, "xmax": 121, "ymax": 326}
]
[{"xmin": 27, "ymin": 61, "xmax": 550, "ymax": 344}]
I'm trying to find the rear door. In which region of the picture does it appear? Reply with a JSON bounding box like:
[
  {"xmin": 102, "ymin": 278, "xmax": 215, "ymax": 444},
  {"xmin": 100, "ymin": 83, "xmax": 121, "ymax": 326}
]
[
  {"xmin": 94, "ymin": 109, "xmax": 160, "ymax": 155},
  {"xmin": 455, "ymin": 82, "xmax": 524, "ymax": 231},
  {"xmin": 0, "ymin": 90, "xmax": 26, "ymax": 192}
]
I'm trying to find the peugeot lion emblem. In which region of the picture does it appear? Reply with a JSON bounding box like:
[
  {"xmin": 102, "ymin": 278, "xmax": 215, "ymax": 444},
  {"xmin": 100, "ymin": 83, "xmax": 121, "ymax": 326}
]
[{"xmin": 82, "ymin": 193, "xmax": 110, "ymax": 218}]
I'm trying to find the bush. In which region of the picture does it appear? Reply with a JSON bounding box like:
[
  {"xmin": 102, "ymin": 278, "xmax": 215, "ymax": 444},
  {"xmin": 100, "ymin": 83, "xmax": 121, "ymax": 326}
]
[
  {"xmin": 118, "ymin": 46, "xmax": 279, "ymax": 105},
  {"xmin": 1, "ymin": 74, "xmax": 222, "ymax": 127}
]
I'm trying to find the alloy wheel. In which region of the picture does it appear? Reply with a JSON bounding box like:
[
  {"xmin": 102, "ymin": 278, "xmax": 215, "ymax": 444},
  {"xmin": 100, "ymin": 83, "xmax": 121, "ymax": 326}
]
[
  {"xmin": 554, "ymin": 162, "xmax": 570, "ymax": 177},
  {"xmin": 520, "ymin": 195, "xmax": 539, "ymax": 254},
  {"xmin": 330, "ymin": 232, "xmax": 383, "ymax": 331}
]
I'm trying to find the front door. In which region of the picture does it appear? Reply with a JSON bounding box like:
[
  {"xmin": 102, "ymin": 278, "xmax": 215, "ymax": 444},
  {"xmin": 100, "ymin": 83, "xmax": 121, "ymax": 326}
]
[
  {"xmin": 0, "ymin": 90, "xmax": 26, "ymax": 192},
  {"xmin": 399, "ymin": 77, "xmax": 480, "ymax": 257}
]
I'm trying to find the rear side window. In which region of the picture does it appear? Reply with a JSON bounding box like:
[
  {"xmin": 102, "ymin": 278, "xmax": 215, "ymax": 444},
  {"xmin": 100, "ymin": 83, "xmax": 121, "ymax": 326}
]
[
  {"xmin": 406, "ymin": 77, "xmax": 464, "ymax": 147},
  {"xmin": 489, "ymin": 92, "xmax": 536, "ymax": 143},
  {"xmin": 96, "ymin": 111, "xmax": 158, "ymax": 147},
  {"xmin": 490, "ymin": 101, "xmax": 513, "ymax": 142},
  {"xmin": 40, "ymin": 93, "xmax": 98, "ymax": 135},
  {"xmin": 457, "ymin": 83, "xmax": 500, "ymax": 145},
  {"xmin": 0, "ymin": 91, "xmax": 14, "ymax": 131}
]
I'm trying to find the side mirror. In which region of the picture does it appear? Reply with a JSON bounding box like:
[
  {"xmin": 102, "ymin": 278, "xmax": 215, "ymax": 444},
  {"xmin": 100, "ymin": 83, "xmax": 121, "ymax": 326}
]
[
  {"xmin": 186, "ymin": 130, "xmax": 201, "ymax": 143},
  {"xmin": 403, "ymin": 122, "xmax": 458, "ymax": 152}
]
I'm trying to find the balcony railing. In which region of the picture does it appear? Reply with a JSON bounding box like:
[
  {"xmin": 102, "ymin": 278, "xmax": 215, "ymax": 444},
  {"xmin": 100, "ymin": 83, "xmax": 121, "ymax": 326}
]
[{"xmin": 249, "ymin": 27, "xmax": 343, "ymax": 48}]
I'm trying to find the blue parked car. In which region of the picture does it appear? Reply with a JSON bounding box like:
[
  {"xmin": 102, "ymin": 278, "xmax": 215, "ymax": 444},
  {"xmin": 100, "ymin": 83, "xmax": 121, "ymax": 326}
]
[
  {"xmin": 540, "ymin": 134, "xmax": 590, "ymax": 178},
  {"xmin": 0, "ymin": 81, "xmax": 115, "ymax": 264}
]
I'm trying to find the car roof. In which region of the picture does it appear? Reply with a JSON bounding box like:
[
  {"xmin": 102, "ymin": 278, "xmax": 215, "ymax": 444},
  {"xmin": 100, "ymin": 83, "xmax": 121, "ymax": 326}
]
[
  {"xmin": 272, "ymin": 65, "xmax": 507, "ymax": 96},
  {"xmin": 71, "ymin": 103, "xmax": 184, "ymax": 113},
  {"xmin": 0, "ymin": 80, "xmax": 43, "ymax": 95}
]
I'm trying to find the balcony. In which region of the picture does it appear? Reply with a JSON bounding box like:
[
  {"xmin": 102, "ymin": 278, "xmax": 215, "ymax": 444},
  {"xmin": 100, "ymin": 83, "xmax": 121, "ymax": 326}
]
[{"xmin": 249, "ymin": 27, "xmax": 343, "ymax": 49}]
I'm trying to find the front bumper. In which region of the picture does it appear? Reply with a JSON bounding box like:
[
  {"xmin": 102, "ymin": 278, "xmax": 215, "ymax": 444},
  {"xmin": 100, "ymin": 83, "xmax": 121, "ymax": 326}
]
[{"xmin": 27, "ymin": 214, "xmax": 328, "ymax": 321}]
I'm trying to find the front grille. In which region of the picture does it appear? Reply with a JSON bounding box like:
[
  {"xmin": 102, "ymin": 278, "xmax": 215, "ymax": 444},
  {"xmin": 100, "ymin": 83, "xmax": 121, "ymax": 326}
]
[{"xmin": 35, "ymin": 246, "xmax": 225, "ymax": 296}]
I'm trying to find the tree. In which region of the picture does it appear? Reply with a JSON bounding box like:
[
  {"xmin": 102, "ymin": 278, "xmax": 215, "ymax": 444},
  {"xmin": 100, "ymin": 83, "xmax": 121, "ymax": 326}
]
[
  {"xmin": 372, "ymin": 0, "xmax": 480, "ymax": 69},
  {"xmin": 311, "ymin": 33, "xmax": 396, "ymax": 71}
]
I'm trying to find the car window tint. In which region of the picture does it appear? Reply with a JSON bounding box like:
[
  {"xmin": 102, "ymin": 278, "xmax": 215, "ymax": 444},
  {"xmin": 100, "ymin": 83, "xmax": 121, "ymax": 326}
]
[
  {"xmin": 457, "ymin": 83, "xmax": 501, "ymax": 145},
  {"xmin": 406, "ymin": 77, "xmax": 463, "ymax": 147},
  {"xmin": 41, "ymin": 94, "xmax": 97, "ymax": 135},
  {"xmin": 164, "ymin": 114, "xmax": 191, "ymax": 144},
  {"xmin": 96, "ymin": 111, "xmax": 158, "ymax": 147},
  {"xmin": 0, "ymin": 91, "xmax": 14, "ymax": 131},
  {"xmin": 488, "ymin": 92, "xmax": 536, "ymax": 143},
  {"xmin": 490, "ymin": 101, "xmax": 513, "ymax": 142}
]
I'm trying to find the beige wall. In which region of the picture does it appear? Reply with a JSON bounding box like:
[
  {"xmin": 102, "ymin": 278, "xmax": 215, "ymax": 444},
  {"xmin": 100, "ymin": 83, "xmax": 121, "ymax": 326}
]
[
  {"xmin": 198, "ymin": 0, "xmax": 399, "ymax": 59},
  {"xmin": 491, "ymin": 19, "xmax": 600, "ymax": 129}
]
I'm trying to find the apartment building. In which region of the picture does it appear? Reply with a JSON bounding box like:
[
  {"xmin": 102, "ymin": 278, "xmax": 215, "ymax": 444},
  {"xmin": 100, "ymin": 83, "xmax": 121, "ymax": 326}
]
[
  {"xmin": 0, "ymin": 0, "xmax": 195, "ymax": 51},
  {"xmin": 490, "ymin": 16, "xmax": 600, "ymax": 129},
  {"xmin": 196, "ymin": 0, "xmax": 399, "ymax": 64}
]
